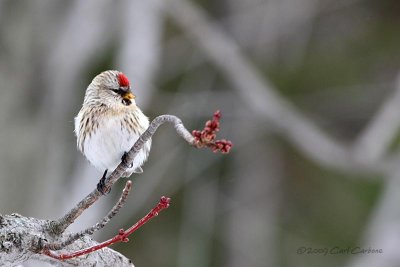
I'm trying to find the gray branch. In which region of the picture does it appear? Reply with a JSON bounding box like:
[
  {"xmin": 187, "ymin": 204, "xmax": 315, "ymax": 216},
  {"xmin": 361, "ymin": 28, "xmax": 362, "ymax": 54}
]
[
  {"xmin": 52, "ymin": 115, "xmax": 193, "ymax": 234},
  {"xmin": 45, "ymin": 181, "xmax": 133, "ymax": 251},
  {"xmin": 353, "ymin": 74, "xmax": 400, "ymax": 162}
]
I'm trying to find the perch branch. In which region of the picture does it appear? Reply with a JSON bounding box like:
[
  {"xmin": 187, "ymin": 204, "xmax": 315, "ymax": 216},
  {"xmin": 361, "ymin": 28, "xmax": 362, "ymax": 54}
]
[
  {"xmin": 49, "ymin": 115, "xmax": 189, "ymax": 234},
  {"xmin": 44, "ymin": 180, "xmax": 133, "ymax": 251},
  {"xmin": 43, "ymin": 196, "xmax": 171, "ymax": 260},
  {"xmin": 50, "ymin": 112, "xmax": 230, "ymax": 234}
]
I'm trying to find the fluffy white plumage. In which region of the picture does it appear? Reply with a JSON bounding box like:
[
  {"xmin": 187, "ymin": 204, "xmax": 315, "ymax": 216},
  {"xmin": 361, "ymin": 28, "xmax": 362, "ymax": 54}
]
[{"xmin": 74, "ymin": 109, "xmax": 150, "ymax": 175}]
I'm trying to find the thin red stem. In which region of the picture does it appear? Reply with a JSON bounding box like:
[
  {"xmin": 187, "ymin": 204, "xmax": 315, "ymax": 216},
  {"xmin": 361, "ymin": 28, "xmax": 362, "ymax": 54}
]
[{"xmin": 43, "ymin": 196, "xmax": 171, "ymax": 260}]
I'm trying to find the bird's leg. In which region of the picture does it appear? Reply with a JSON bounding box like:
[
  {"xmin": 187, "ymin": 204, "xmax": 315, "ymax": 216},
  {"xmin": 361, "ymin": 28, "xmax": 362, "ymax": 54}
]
[
  {"xmin": 121, "ymin": 152, "xmax": 133, "ymax": 168},
  {"xmin": 97, "ymin": 169, "xmax": 110, "ymax": 194}
]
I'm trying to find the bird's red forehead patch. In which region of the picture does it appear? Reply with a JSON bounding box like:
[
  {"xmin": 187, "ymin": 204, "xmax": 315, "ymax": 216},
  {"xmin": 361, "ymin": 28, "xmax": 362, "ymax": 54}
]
[{"xmin": 118, "ymin": 73, "xmax": 130, "ymax": 87}]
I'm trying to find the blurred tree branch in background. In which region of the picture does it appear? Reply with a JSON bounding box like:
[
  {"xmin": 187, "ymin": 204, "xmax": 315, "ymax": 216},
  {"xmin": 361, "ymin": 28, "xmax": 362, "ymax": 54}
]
[{"xmin": 1, "ymin": 0, "xmax": 400, "ymax": 266}]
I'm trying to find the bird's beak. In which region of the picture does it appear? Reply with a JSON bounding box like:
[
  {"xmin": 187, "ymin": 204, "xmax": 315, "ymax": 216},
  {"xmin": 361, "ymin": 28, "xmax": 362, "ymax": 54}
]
[{"xmin": 122, "ymin": 91, "xmax": 135, "ymax": 100}]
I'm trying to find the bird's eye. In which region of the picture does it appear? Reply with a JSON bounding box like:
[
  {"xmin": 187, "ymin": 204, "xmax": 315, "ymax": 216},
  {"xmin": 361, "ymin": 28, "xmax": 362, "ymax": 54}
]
[{"xmin": 111, "ymin": 89, "xmax": 119, "ymax": 94}]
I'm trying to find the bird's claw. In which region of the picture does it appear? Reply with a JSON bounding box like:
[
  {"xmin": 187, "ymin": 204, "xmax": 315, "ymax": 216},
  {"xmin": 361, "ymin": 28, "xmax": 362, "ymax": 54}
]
[
  {"xmin": 121, "ymin": 152, "xmax": 133, "ymax": 168},
  {"xmin": 97, "ymin": 169, "xmax": 111, "ymax": 195}
]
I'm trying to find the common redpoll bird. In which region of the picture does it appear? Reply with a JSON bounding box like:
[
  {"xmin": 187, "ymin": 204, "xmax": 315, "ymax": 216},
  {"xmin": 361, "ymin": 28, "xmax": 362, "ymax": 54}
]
[{"xmin": 74, "ymin": 70, "xmax": 151, "ymax": 193}]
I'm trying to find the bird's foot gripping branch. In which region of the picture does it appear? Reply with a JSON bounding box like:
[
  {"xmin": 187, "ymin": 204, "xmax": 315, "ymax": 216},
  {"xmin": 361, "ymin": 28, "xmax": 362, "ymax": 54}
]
[{"xmin": 30, "ymin": 111, "xmax": 232, "ymax": 264}]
